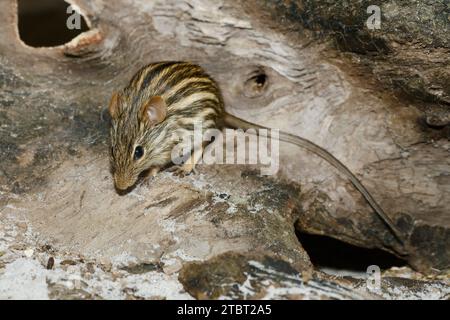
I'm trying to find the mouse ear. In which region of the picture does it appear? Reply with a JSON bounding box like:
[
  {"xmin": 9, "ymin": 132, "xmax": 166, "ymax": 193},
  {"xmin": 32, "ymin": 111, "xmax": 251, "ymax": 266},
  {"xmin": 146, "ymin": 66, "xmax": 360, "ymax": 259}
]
[
  {"xmin": 140, "ymin": 96, "xmax": 167, "ymax": 125},
  {"xmin": 108, "ymin": 91, "xmax": 121, "ymax": 119}
]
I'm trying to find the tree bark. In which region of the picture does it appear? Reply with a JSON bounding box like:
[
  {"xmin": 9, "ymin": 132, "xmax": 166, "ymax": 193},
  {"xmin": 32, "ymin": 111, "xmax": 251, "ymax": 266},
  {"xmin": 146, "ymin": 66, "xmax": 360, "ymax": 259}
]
[{"xmin": 0, "ymin": 0, "xmax": 448, "ymax": 299}]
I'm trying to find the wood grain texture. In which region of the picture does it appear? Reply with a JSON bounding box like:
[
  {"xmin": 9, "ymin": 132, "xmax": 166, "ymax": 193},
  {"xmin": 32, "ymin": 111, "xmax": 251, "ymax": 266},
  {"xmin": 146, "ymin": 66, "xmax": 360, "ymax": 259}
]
[{"xmin": 0, "ymin": 0, "xmax": 448, "ymax": 292}]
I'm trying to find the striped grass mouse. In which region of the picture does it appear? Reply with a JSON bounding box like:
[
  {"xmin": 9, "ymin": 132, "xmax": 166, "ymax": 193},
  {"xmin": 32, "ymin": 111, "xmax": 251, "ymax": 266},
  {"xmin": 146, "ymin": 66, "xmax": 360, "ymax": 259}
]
[{"xmin": 108, "ymin": 61, "xmax": 405, "ymax": 247}]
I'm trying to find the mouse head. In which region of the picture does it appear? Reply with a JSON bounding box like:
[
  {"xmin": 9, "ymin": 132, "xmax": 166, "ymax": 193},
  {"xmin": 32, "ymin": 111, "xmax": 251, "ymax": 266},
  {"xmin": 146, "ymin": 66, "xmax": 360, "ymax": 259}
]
[{"xmin": 108, "ymin": 92, "xmax": 167, "ymax": 191}]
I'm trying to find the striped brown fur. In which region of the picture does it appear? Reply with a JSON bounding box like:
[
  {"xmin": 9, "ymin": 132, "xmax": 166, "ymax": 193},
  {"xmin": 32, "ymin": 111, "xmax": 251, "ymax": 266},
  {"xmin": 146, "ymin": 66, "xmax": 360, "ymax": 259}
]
[
  {"xmin": 109, "ymin": 61, "xmax": 223, "ymax": 191},
  {"xmin": 108, "ymin": 61, "xmax": 405, "ymax": 247}
]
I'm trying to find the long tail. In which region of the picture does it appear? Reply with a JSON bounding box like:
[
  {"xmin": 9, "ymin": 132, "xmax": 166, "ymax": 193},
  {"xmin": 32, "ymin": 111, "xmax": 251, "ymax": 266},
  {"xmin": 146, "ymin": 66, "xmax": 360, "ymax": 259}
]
[{"xmin": 223, "ymin": 112, "xmax": 406, "ymax": 248}]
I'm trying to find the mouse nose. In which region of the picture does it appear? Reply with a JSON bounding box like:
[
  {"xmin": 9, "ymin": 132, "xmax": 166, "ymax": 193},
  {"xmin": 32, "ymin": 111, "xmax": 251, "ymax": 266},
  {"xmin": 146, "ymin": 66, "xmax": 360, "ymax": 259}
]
[{"xmin": 114, "ymin": 174, "xmax": 133, "ymax": 191}]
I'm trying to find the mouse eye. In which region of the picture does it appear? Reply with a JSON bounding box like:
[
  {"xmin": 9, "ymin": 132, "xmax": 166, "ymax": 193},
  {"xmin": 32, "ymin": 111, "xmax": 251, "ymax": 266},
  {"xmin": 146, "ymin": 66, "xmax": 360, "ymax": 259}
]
[{"xmin": 134, "ymin": 145, "xmax": 144, "ymax": 160}]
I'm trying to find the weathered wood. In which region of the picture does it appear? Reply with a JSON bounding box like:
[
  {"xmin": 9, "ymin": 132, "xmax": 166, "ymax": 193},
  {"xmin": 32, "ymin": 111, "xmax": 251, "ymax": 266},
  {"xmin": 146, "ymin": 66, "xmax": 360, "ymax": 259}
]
[{"xmin": 0, "ymin": 0, "xmax": 448, "ymax": 299}]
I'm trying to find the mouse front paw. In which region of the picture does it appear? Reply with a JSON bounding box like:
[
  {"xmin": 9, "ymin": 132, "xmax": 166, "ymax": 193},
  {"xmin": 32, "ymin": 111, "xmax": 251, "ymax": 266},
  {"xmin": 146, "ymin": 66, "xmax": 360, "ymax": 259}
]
[{"xmin": 168, "ymin": 164, "xmax": 197, "ymax": 177}]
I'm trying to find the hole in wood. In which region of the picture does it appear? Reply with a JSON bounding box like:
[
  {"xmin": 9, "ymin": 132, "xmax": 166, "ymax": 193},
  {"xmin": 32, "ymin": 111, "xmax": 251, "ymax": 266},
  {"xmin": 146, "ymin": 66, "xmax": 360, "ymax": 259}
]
[
  {"xmin": 296, "ymin": 231, "xmax": 407, "ymax": 276},
  {"xmin": 243, "ymin": 68, "xmax": 268, "ymax": 98},
  {"xmin": 17, "ymin": 0, "xmax": 90, "ymax": 48},
  {"xmin": 253, "ymin": 73, "xmax": 267, "ymax": 87}
]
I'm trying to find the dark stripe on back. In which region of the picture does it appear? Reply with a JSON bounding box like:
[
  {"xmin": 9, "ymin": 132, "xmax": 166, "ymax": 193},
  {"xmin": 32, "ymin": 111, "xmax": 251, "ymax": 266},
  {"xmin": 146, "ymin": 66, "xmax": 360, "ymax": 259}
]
[
  {"xmin": 158, "ymin": 65, "xmax": 206, "ymax": 91},
  {"xmin": 128, "ymin": 62, "xmax": 164, "ymax": 91},
  {"xmin": 140, "ymin": 61, "xmax": 179, "ymax": 90},
  {"xmin": 166, "ymin": 98, "xmax": 219, "ymax": 122},
  {"xmin": 166, "ymin": 81, "xmax": 219, "ymax": 106}
]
